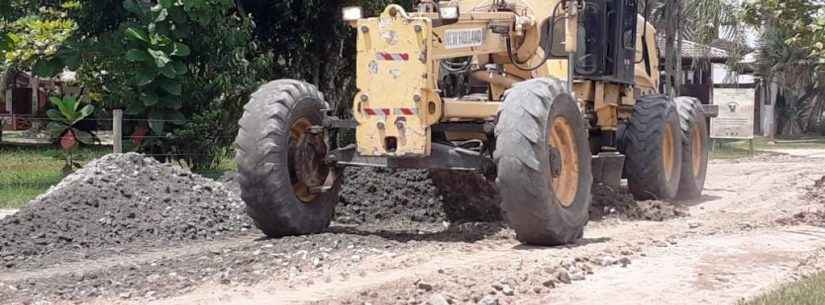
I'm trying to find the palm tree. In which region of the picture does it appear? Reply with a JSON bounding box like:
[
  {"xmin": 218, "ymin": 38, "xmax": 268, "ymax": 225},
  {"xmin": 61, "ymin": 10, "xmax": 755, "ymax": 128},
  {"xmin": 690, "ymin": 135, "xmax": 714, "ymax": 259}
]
[
  {"xmin": 641, "ymin": 0, "xmax": 747, "ymax": 96},
  {"xmin": 754, "ymin": 25, "xmax": 825, "ymax": 136}
]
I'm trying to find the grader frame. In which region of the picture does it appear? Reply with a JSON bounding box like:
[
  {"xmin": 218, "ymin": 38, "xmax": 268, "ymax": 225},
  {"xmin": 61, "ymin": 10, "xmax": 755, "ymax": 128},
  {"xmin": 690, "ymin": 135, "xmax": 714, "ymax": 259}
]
[{"xmin": 329, "ymin": 0, "xmax": 660, "ymax": 186}]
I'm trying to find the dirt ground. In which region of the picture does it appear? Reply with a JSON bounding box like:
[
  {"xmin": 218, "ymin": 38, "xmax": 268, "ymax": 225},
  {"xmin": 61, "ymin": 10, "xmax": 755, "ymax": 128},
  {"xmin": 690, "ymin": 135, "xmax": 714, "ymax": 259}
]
[{"xmin": 1, "ymin": 149, "xmax": 824, "ymax": 305}]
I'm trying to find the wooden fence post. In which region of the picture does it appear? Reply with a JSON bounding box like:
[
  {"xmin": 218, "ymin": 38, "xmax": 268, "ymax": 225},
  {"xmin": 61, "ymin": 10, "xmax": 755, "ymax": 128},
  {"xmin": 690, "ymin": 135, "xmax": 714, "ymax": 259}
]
[{"xmin": 113, "ymin": 109, "xmax": 123, "ymax": 154}]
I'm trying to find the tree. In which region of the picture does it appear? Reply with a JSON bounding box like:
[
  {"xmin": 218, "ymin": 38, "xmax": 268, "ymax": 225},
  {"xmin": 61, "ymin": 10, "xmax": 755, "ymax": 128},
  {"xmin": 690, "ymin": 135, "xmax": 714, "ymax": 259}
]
[
  {"xmin": 2, "ymin": 0, "xmax": 274, "ymax": 169},
  {"xmin": 744, "ymin": 0, "xmax": 825, "ymax": 136},
  {"xmin": 642, "ymin": 0, "xmax": 748, "ymax": 96}
]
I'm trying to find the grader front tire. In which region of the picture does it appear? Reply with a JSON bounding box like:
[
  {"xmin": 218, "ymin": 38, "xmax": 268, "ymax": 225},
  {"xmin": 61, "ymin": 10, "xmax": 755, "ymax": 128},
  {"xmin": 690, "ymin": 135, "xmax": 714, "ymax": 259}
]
[
  {"xmin": 234, "ymin": 80, "xmax": 340, "ymax": 238},
  {"xmin": 494, "ymin": 78, "xmax": 592, "ymax": 246}
]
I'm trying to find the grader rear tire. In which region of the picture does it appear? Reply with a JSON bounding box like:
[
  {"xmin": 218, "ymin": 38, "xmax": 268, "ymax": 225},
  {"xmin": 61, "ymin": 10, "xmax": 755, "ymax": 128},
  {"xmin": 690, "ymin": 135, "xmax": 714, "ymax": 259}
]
[
  {"xmin": 675, "ymin": 97, "xmax": 709, "ymax": 199},
  {"xmin": 620, "ymin": 95, "xmax": 683, "ymax": 200},
  {"xmin": 430, "ymin": 170, "xmax": 502, "ymax": 222},
  {"xmin": 494, "ymin": 78, "xmax": 592, "ymax": 246},
  {"xmin": 234, "ymin": 79, "xmax": 340, "ymax": 237}
]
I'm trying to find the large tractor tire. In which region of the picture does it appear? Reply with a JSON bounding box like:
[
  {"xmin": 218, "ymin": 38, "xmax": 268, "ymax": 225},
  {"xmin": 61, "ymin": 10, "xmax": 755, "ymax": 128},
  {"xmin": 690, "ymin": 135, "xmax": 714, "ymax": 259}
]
[
  {"xmin": 620, "ymin": 95, "xmax": 683, "ymax": 200},
  {"xmin": 234, "ymin": 79, "xmax": 341, "ymax": 238},
  {"xmin": 494, "ymin": 78, "xmax": 593, "ymax": 246},
  {"xmin": 674, "ymin": 96, "xmax": 709, "ymax": 199},
  {"xmin": 430, "ymin": 170, "xmax": 502, "ymax": 222}
]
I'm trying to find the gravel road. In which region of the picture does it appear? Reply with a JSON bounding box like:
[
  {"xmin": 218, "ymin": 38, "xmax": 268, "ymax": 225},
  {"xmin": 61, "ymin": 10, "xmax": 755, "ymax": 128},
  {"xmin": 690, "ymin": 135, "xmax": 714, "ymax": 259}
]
[{"xmin": 1, "ymin": 149, "xmax": 823, "ymax": 305}]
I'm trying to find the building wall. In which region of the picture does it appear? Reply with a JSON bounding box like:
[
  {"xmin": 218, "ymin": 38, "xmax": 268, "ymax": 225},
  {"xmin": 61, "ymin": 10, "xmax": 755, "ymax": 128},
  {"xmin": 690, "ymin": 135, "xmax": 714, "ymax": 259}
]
[{"xmin": 712, "ymin": 64, "xmax": 755, "ymax": 85}]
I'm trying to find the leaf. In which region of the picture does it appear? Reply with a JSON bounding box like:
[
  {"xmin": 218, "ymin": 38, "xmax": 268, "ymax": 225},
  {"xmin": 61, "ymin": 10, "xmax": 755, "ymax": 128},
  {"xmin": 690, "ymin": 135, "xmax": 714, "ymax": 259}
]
[
  {"xmin": 140, "ymin": 92, "xmax": 160, "ymax": 106},
  {"xmin": 126, "ymin": 49, "xmax": 152, "ymax": 62},
  {"xmin": 148, "ymin": 111, "xmax": 166, "ymax": 134},
  {"xmin": 172, "ymin": 61, "xmax": 187, "ymax": 75},
  {"xmin": 46, "ymin": 109, "xmax": 68, "ymax": 124},
  {"xmin": 166, "ymin": 111, "xmax": 187, "ymax": 125},
  {"xmin": 155, "ymin": 8, "xmax": 169, "ymax": 22},
  {"xmin": 126, "ymin": 101, "xmax": 146, "ymax": 116},
  {"xmin": 48, "ymin": 122, "xmax": 70, "ymax": 138},
  {"xmin": 52, "ymin": 97, "xmax": 79, "ymax": 121},
  {"xmin": 77, "ymin": 104, "xmax": 95, "ymax": 122},
  {"xmin": 148, "ymin": 49, "xmax": 171, "ymax": 67},
  {"xmin": 49, "ymin": 97, "xmax": 63, "ymax": 107},
  {"xmin": 160, "ymin": 94, "xmax": 182, "ymax": 110},
  {"xmin": 171, "ymin": 42, "xmax": 190, "ymax": 57},
  {"xmin": 71, "ymin": 128, "xmax": 96, "ymax": 145},
  {"xmin": 125, "ymin": 27, "xmax": 148, "ymax": 42},
  {"xmin": 0, "ymin": 33, "xmax": 11, "ymax": 51},
  {"xmin": 159, "ymin": 0, "xmax": 176, "ymax": 8},
  {"xmin": 33, "ymin": 59, "xmax": 63, "ymax": 77},
  {"xmin": 134, "ymin": 66, "xmax": 157, "ymax": 86},
  {"xmin": 61, "ymin": 49, "xmax": 82, "ymax": 70},
  {"xmin": 160, "ymin": 64, "xmax": 177, "ymax": 78},
  {"xmin": 123, "ymin": 0, "xmax": 142, "ymax": 14},
  {"xmin": 159, "ymin": 81, "xmax": 182, "ymax": 95}
]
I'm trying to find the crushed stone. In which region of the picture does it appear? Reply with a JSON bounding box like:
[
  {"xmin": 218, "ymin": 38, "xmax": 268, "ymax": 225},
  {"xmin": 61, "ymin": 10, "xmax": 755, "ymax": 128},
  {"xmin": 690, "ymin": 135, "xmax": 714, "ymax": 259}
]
[
  {"xmin": 0, "ymin": 153, "xmax": 252, "ymax": 269},
  {"xmin": 590, "ymin": 183, "xmax": 688, "ymax": 221},
  {"xmin": 335, "ymin": 167, "xmax": 447, "ymax": 224}
]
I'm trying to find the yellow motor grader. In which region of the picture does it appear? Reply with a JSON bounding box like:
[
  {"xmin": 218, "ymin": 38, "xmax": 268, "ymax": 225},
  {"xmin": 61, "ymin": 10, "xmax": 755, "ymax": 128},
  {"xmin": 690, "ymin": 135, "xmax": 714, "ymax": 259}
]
[{"xmin": 234, "ymin": 0, "xmax": 713, "ymax": 245}]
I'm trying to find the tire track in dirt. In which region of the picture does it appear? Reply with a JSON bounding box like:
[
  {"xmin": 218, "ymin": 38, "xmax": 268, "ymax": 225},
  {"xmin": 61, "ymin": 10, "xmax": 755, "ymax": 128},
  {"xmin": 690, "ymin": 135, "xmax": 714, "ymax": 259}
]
[{"xmin": 532, "ymin": 227, "xmax": 825, "ymax": 305}]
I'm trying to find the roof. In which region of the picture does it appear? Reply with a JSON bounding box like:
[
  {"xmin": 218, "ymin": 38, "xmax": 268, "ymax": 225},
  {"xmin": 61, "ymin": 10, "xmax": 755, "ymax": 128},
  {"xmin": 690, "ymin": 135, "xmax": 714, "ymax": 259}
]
[{"xmin": 656, "ymin": 37, "xmax": 730, "ymax": 60}]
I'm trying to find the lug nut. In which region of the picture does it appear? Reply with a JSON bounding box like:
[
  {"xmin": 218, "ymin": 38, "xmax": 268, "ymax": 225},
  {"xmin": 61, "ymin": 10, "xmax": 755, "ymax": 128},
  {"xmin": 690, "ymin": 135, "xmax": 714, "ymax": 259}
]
[
  {"xmin": 414, "ymin": 25, "xmax": 422, "ymax": 33},
  {"xmin": 360, "ymin": 94, "xmax": 369, "ymax": 102},
  {"xmin": 361, "ymin": 26, "xmax": 369, "ymax": 33},
  {"xmin": 413, "ymin": 95, "xmax": 422, "ymax": 102},
  {"xmin": 377, "ymin": 121, "xmax": 386, "ymax": 129}
]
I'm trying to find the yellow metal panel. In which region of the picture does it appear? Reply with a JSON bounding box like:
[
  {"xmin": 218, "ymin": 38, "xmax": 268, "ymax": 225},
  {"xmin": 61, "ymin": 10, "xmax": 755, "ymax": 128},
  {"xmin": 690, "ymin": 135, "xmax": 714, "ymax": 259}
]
[
  {"xmin": 442, "ymin": 99, "xmax": 501, "ymax": 120},
  {"xmin": 546, "ymin": 58, "xmax": 569, "ymax": 81},
  {"xmin": 354, "ymin": 11, "xmax": 434, "ymax": 156},
  {"xmin": 634, "ymin": 17, "xmax": 659, "ymax": 94}
]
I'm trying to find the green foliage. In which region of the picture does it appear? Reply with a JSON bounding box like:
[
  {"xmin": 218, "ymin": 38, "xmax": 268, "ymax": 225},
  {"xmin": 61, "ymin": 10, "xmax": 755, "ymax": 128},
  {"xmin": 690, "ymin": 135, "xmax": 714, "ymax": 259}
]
[
  {"xmin": 46, "ymin": 96, "xmax": 96, "ymax": 145},
  {"xmin": 2, "ymin": 16, "xmax": 77, "ymax": 69},
  {"xmin": 745, "ymin": 0, "xmax": 825, "ymax": 135},
  {"xmin": 745, "ymin": 0, "xmax": 825, "ymax": 70}
]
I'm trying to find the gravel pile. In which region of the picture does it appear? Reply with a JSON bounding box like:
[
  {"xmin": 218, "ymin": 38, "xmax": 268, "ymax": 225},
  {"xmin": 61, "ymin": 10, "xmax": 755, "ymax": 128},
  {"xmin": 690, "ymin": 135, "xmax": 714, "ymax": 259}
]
[
  {"xmin": 0, "ymin": 153, "xmax": 252, "ymax": 268},
  {"xmin": 222, "ymin": 168, "xmax": 448, "ymax": 225},
  {"xmin": 590, "ymin": 184, "xmax": 688, "ymax": 221},
  {"xmin": 336, "ymin": 167, "xmax": 446, "ymax": 224}
]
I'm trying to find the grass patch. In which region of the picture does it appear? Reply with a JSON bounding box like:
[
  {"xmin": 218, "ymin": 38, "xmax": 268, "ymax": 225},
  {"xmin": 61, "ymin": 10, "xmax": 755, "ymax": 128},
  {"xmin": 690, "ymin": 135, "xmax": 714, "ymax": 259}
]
[
  {"xmin": 0, "ymin": 144, "xmax": 237, "ymax": 209},
  {"xmin": 0, "ymin": 144, "xmax": 110, "ymax": 209},
  {"xmin": 710, "ymin": 136, "xmax": 825, "ymax": 160},
  {"xmin": 739, "ymin": 272, "xmax": 825, "ymax": 305}
]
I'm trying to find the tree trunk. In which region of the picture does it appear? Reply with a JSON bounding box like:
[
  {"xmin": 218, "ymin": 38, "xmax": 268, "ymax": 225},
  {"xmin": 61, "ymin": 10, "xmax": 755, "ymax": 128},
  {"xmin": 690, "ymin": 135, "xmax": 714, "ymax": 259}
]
[{"xmin": 664, "ymin": 0, "xmax": 680, "ymax": 98}]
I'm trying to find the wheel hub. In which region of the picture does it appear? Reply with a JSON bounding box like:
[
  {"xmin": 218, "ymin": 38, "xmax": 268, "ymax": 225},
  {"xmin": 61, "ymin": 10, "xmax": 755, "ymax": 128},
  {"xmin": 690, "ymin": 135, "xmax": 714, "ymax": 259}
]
[
  {"xmin": 289, "ymin": 118, "xmax": 329, "ymax": 203},
  {"xmin": 691, "ymin": 125, "xmax": 703, "ymax": 176},
  {"xmin": 662, "ymin": 123, "xmax": 675, "ymax": 181},
  {"xmin": 548, "ymin": 117, "xmax": 580, "ymax": 208}
]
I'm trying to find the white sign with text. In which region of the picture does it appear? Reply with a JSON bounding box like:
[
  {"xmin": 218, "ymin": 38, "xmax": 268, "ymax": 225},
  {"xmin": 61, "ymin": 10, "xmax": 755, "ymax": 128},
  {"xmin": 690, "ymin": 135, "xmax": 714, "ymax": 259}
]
[{"xmin": 711, "ymin": 88, "xmax": 755, "ymax": 139}]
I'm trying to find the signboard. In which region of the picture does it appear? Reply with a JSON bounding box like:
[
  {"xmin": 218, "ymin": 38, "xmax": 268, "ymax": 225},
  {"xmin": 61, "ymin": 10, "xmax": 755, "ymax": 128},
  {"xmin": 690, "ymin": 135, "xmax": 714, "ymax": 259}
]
[{"xmin": 710, "ymin": 88, "xmax": 755, "ymax": 139}]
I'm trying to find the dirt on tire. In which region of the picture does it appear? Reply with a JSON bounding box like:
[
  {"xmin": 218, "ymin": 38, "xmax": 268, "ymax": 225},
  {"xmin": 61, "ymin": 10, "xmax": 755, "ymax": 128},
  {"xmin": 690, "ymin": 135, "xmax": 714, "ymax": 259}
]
[{"xmin": 0, "ymin": 153, "xmax": 252, "ymax": 269}]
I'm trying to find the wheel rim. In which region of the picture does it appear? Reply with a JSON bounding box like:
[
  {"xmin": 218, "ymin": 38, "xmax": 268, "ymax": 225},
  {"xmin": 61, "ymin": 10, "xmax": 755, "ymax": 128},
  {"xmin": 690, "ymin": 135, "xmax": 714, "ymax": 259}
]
[
  {"xmin": 662, "ymin": 124, "xmax": 676, "ymax": 182},
  {"xmin": 548, "ymin": 117, "xmax": 579, "ymax": 207},
  {"xmin": 289, "ymin": 117, "xmax": 318, "ymax": 203},
  {"xmin": 691, "ymin": 125, "xmax": 703, "ymax": 177}
]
